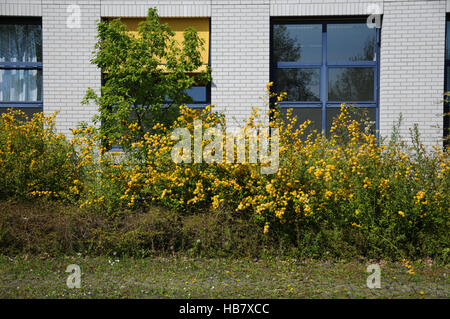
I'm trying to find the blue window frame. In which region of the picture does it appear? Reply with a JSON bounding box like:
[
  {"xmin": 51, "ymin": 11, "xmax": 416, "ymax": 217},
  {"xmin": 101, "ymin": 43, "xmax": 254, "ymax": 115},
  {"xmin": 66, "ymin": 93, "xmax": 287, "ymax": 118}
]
[
  {"xmin": 162, "ymin": 83, "xmax": 211, "ymax": 109},
  {"xmin": 166, "ymin": 82, "xmax": 211, "ymax": 108},
  {"xmin": 185, "ymin": 84, "xmax": 211, "ymax": 108},
  {"xmin": 271, "ymin": 18, "xmax": 380, "ymax": 136},
  {"xmin": 0, "ymin": 17, "xmax": 43, "ymax": 115}
]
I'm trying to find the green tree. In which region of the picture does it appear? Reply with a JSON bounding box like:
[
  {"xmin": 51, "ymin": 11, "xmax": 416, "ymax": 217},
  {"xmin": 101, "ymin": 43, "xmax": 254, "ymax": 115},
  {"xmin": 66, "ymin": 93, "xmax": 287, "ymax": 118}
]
[{"xmin": 83, "ymin": 8, "xmax": 211, "ymax": 149}]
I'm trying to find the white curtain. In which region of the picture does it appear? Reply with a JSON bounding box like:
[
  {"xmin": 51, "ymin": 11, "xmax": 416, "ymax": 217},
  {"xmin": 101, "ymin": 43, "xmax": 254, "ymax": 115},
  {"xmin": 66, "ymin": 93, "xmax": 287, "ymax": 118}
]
[{"xmin": 0, "ymin": 24, "xmax": 42, "ymax": 102}]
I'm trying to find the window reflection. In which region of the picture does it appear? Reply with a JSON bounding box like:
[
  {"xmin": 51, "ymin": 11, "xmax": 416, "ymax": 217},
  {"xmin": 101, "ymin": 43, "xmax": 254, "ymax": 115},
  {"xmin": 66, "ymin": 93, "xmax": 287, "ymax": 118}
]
[
  {"xmin": 272, "ymin": 24, "xmax": 322, "ymax": 63},
  {"xmin": 327, "ymin": 24, "xmax": 376, "ymax": 62},
  {"xmin": 0, "ymin": 24, "xmax": 42, "ymax": 63},
  {"xmin": 326, "ymin": 107, "xmax": 376, "ymax": 136},
  {"xmin": 0, "ymin": 21, "xmax": 42, "ymax": 105},
  {"xmin": 328, "ymin": 68, "xmax": 374, "ymax": 101},
  {"xmin": 446, "ymin": 21, "xmax": 450, "ymax": 61},
  {"xmin": 275, "ymin": 68, "xmax": 320, "ymax": 101},
  {"xmin": 0, "ymin": 69, "xmax": 42, "ymax": 102},
  {"xmin": 271, "ymin": 21, "xmax": 379, "ymax": 135},
  {"xmin": 280, "ymin": 107, "xmax": 322, "ymax": 135},
  {"xmin": 186, "ymin": 86, "xmax": 207, "ymax": 103}
]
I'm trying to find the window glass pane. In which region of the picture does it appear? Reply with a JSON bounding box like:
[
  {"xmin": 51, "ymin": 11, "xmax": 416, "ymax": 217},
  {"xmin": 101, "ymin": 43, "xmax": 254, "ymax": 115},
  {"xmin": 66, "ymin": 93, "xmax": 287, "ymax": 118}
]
[
  {"xmin": 447, "ymin": 66, "xmax": 450, "ymax": 91},
  {"xmin": 186, "ymin": 86, "xmax": 207, "ymax": 103},
  {"xmin": 165, "ymin": 86, "xmax": 208, "ymax": 104},
  {"xmin": 327, "ymin": 23, "xmax": 376, "ymax": 62},
  {"xmin": 445, "ymin": 66, "xmax": 450, "ymax": 139},
  {"xmin": 328, "ymin": 68, "xmax": 374, "ymax": 102},
  {"xmin": 280, "ymin": 107, "xmax": 322, "ymax": 136},
  {"xmin": 0, "ymin": 24, "xmax": 42, "ymax": 62},
  {"xmin": 447, "ymin": 21, "xmax": 450, "ymax": 61},
  {"xmin": 326, "ymin": 107, "xmax": 376, "ymax": 136},
  {"xmin": 274, "ymin": 68, "xmax": 320, "ymax": 101},
  {"xmin": 273, "ymin": 24, "xmax": 322, "ymax": 63},
  {"xmin": 280, "ymin": 107, "xmax": 322, "ymax": 135},
  {"xmin": 0, "ymin": 69, "xmax": 42, "ymax": 102}
]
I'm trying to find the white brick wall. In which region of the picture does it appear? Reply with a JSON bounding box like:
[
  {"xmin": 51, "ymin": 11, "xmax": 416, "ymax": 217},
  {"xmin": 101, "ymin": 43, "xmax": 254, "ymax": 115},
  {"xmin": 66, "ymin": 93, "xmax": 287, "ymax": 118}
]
[
  {"xmin": 0, "ymin": 0, "xmax": 42, "ymax": 15},
  {"xmin": 270, "ymin": 0, "xmax": 384, "ymax": 16},
  {"xmin": 211, "ymin": 0, "xmax": 270, "ymax": 126},
  {"xmin": 39, "ymin": 0, "xmax": 101, "ymax": 137},
  {"xmin": 0, "ymin": 0, "xmax": 448, "ymax": 145},
  {"xmin": 380, "ymin": 0, "xmax": 446, "ymax": 146},
  {"xmin": 101, "ymin": 0, "xmax": 211, "ymax": 17}
]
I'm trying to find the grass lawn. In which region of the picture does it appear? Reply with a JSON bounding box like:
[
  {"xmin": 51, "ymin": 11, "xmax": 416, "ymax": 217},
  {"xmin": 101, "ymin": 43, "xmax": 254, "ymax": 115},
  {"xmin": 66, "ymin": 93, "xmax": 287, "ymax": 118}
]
[{"xmin": 0, "ymin": 255, "xmax": 448, "ymax": 298}]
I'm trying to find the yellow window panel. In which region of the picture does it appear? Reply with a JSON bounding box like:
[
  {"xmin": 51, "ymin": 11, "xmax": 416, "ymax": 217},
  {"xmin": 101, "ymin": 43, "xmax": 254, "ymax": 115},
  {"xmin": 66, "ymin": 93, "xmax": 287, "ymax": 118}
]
[{"xmin": 115, "ymin": 17, "xmax": 210, "ymax": 72}]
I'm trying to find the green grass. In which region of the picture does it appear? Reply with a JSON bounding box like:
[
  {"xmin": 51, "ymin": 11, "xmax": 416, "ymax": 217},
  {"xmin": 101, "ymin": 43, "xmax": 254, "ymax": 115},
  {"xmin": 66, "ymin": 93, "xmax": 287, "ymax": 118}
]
[{"xmin": 0, "ymin": 255, "xmax": 448, "ymax": 298}]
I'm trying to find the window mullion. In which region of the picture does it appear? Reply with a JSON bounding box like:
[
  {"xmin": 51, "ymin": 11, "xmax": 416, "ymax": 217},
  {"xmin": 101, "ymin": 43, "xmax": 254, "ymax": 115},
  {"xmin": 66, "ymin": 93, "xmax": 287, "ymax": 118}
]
[{"xmin": 321, "ymin": 23, "xmax": 327, "ymax": 134}]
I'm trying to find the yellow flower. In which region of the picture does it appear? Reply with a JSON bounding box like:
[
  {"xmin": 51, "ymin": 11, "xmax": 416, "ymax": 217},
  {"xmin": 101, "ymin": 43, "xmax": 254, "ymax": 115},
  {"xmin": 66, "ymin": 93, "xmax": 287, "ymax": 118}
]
[
  {"xmin": 264, "ymin": 222, "xmax": 269, "ymax": 234},
  {"xmin": 414, "ymin": 191, "xmax": 425, "ymax": 205},
  {"xmin": 265, "ymin": 183, "xmax": 274, "ymax": 195},
  {"xmin": 398, "ymin": 211, "xmax": 405, "ymax": 217},
  {"xmin": 211, "ymin": 195, "xmax": 221, "ymax": 210}
]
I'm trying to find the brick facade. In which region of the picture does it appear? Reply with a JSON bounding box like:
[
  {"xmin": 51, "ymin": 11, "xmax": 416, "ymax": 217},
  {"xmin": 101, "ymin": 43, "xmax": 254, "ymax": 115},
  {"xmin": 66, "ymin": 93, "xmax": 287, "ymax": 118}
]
[
  {"xmin": 380, "ymin": 0, "xmax": 446, "ymax": 145},
  {"xmin": 0, "ymin": 0, "xmax": 447, "ymax": 145}
]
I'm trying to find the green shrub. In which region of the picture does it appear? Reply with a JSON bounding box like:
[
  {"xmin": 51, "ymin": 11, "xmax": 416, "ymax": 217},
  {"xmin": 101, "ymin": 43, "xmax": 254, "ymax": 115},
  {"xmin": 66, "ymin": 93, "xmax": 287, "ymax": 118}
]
[
  {"xmin": 0, "ymin": 110, "xmax": 81, "ymax": 201},
  {"xmin": 0, "ymin": 88, "xmax": 448, "ymax": 261}
]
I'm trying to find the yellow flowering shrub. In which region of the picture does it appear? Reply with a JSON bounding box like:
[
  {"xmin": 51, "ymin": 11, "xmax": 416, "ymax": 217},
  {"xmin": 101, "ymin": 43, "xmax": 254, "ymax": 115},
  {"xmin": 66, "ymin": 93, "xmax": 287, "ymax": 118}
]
[
  {"xmin": 0, "ymin": 109, "xmax": 81, "ymax": 201},
  {"xmin": 1, "ymin": 85, "xmax": 449, "ymax": 259}
]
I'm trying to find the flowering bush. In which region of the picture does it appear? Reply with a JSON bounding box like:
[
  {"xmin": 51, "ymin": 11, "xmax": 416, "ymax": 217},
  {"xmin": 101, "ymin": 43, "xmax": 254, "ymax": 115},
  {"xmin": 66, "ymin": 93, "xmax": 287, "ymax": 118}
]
[
  {"xmin": 0, "ymin": 110, "xmax": 81, "ymax": 201},
  {"xmin": 1, "ymin": 86, "xmax": 449, "ymax": 259}
]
